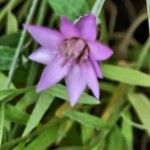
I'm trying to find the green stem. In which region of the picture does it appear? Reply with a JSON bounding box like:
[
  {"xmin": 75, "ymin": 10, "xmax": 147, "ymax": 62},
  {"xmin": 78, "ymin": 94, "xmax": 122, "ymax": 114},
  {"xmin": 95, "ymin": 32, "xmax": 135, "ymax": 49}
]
[
  {"xmin": 91, "ymin": 0, "xmax": 106, "ymax": 22},
  {"xmin": 5, "ymin": 0, "xmax": 39, "ymax": 89},
  {"xmin": 26, "ymin": 0, "xmax": 47, "ymax": 86}
]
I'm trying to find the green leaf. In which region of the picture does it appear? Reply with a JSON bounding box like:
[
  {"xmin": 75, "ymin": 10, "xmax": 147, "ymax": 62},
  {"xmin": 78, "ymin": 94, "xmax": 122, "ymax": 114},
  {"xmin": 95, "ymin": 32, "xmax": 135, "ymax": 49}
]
[
  {"xmin": 5, "ymin": 105, "xmax": 29, "ymax": 125},
  {"xmin": 0, "ymin": 46, "xmax": 15, "ymax": 70},
  {"xmin": 0, "ymin": 32, "xmax": 21, "ymax": 47},
  {"xmin": 81, "ymin": 125, "xmax": 93, "ymax": 144},
  {"xmin": 0, "ymin": 103, "xmax": 4, "ymax": 146},
  {"xmin": 13, "ymin": 143, "xmax": 25, "ymax": 150},
  {"xmin": 146, "ymin": 0, "xmax": 150, "ymax": 33},
  {"xmin": 0, "ymin": 88, "xmax": 31, "ymax": 102},
  {"xmin": 22, "ymin": 91, "xmax": 54, "ymax": 136},
  {"xmin": 128, "ymin": 93, "xmax": 150, "ymax": 134},
  {"xmin": 47, "ymin": 0, "xmax": 88, "ymax": 20},
  {"xmin": 49, "ymin": 84, "xmax": 100, "ymax": 105},
  {"xmin": 16, "ymin": 89, "xmax": 38, "ymax": 111},
  {"xmin": 102, "ymin": 64, "xmax": 150, "ymax": 87},
  {"xmin": 106, "ymin": 126, "xmax": 127, "ymax": 150},
  {"xmin": 122, "ymin": 111, "xmax": 133, "ymax": 150},
  {"xmin": 0, "ymin": 89, "xmax": 18, "ymax": 101},
  {"xmin": 0, "ymin": 72, "xmax": 14, "ymax": 89},
  {"xmin": 54, "ymin": 147, "xmax": 83, "ymax": 150},
  {"xmin": 25, "ymin": 123, "xmax": 59, "ymax": 150},
  {"xmin": 65, "ymin": 110, "xmax": 108, "ymax": 129},
  {"xmin": 7, "ymin": 12, "xmax": 18, "ymax": 34}
]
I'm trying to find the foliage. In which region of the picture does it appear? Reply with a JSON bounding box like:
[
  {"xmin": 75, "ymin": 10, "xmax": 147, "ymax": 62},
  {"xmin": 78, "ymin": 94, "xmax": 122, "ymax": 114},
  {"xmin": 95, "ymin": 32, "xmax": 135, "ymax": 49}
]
[{"xmin": 0, "ymin": 0, "xmax": 150, "ymax": 150}]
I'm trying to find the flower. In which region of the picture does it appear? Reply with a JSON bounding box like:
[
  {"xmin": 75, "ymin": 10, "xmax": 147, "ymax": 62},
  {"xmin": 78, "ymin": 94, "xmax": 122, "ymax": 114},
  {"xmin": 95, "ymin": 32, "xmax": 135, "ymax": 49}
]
[{"xmin": 25, "ymin": 14, "xmax": 113, "ymax": 106}]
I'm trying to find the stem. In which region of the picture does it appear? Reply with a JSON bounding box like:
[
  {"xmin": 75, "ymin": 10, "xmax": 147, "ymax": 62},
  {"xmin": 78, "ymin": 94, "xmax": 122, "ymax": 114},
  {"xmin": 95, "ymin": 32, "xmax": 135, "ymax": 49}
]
[
  {"xmin": 5, "ymin": 0, "xmax": 39, "ymax": 89},
  {"xmin": 91, "ymin": 0, "xmax": 106, "ymax": 22}
]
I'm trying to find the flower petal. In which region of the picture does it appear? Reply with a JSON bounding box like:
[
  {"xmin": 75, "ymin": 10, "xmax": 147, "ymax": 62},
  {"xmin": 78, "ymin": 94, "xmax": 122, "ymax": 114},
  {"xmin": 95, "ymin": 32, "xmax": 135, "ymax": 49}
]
[
  {"xmin": 81, "ymin": 61, "xmax": 99, "ymax": 99},
  {"xmin": 65, "ymin": 65, "xmax": 86, "ymax": 106},
  {"xmin": 88, "ymin": 41, "xmax": 113, "ymax": 61},
  {"xmin": 60, "ymin": 17, "xmax": 79, "ymax": 38},
  {"xmin": 37, "ymin": 56, "xmax": 70, "ymax": 92},
  {"xmin": 29, "ymin": 47, "xmax": 55, "ymax": 64},
  {"xmin": 24, "ymin": 24, "xmax": 63, "ymax": 49},
  {"xmin": 75, "ymin": 14, "xmax": 97, "ymax": 41},
  {"xmin": 90, "ymin": 57, "xmax": 103, "ymax": 78}
]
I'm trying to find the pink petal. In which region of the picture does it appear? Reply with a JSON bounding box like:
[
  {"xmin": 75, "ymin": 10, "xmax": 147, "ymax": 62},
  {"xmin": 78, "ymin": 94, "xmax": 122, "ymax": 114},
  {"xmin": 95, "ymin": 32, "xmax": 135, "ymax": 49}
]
[
  {"xmin": 65, "ymin": 65, "xmax": 86, "ymax": 106},
  {"xmin": 37, "ymin": 56, "xmax": 70, "ymax": 92},
  {"xmin": 60, "ymin": 17, "xmax": 79, "ymax": 38},
  {"xmin": 29, "ymin": 47, "xmax": 55, "ymax": 64},
  {"xmin": 90, "ymin": 57, "xmax": 103, "ymax": 78},
  {"xmin": 81, "ymin": 61, "xmax": 99, "ymax": 99},
  {"xmin": 24, "ymin": 24, "xmax": 63, "ymax": 49},
  {"xmin": 88, "ymin": 41, "xmax": 113, "ymax": 61},
  {"xmin": 75, "ymin": 14, "xmax": 97, "ymax": 41}
]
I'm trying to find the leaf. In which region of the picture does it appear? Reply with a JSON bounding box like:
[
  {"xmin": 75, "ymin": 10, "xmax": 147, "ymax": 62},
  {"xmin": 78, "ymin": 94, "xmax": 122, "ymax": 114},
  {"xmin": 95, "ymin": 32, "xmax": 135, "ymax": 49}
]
[
  {"xmin": 54, "ymin": 147, "xmax": 83, "ymax": 150},
  {"xmin": 64, "ymin": 110, "xmax": 108, "ymax": 129},
  {"xmin": 47, "ymin": 0, "xmax": 88, "ymax": 20},
  {"xmin": 49, "ymin": 84, "xmax": 100, "ymax": 105},
  {"xmin": 0, "ymin": 103, "xmax": 4, "ymax": 146},
  {"xmin": 0, "ymin": 46, "xmax": 15, "ymax": 70},
  {"xmin": 5, "ymin": 105, "xmax": 29, "ymax": 125},
  {"xmin": 128, "ymin": 93, "xmax": 150, "ymax": 134},
  {"xmin": 106, "ymin": 126, "xmax": 127, "ymax": 150},
  {"xmin": 0, "ymin": 72, "xmax": 14, "ymax": 89},
  {"xmin": 22, "ymin": 91, "xmax": 54, "ymax": 136},
  {"xmin": 7, "ymin": 12, "xmax": 18, "ymax": 34},
  {"xmin": 25, "ymin": 123, "xmax": 59, "ymax": 150},
  {"xmin": 13, "ymin": 143, "xmax": 25, "ymax": 150},
  {"xmin": 0, "ymin": 88, "xmax": 32, "ymax": 102},
  {"xmin": 102, "ymin": 64, "xmax": 150, "ymax": 87},
  {"xmin": 146, "ymin": 0, "xmax": 150, "ymax": 33},
  {"xmin": 81, "ymin": 125, "xmax": 93, "ymax": 144},
  {"xmin": 16, "ymin": 89, "xmax": 38, "ymax": 111},
  {"xmin": 122, "ymin": 111, "xmax": 133, "ymax": 150},
  {"xmin": 0, "ymin": 89, "xmax": 23, "ymax": 102},
  {"xmin": 101, "ymin": 82, "xmax": 115, "ymax": 93},
  {"xmin": 0, "ymin": 32, "xmax": 21, "ymax": 47}
]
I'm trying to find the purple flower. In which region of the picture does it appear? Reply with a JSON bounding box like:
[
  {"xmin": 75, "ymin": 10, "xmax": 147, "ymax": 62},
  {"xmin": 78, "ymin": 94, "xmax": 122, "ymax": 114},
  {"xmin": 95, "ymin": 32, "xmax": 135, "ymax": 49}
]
[{"xmin": 25, "ymin": 14, "xmax": 113, "ymax": 106}]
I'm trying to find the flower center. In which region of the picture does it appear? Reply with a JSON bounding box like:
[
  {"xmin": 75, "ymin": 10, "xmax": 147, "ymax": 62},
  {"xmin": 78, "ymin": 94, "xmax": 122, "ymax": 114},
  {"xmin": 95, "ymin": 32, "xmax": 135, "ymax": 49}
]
[{"xmin": 60, "ymin": 38, "xmax": 89, "ymax": 63}]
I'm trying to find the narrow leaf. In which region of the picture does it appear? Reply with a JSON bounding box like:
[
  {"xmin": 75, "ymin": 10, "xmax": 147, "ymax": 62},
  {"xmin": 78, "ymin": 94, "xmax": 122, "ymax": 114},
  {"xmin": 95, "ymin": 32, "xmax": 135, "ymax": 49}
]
[
  {"xmin": 0, "ymin": 72, "xmax": 14, "ymax": 89},
  {"xmin": 22, "ymin": 91, "xmax": 54, "ymax": 136},
  {"xmin": 107, "ymin": 126, "xmax": 127, "ymax": 150},
  {"xmin": 7, "ymin": 12, "xmax": 18, "ymax": 34},
  {"xmin": 128, "ymin": 93, "xmax": 150, "ymax": 134},
  {"xmin": 0, "ymin": 32, "xmax": 21, "ymax": 47},
  {"xmin": 102, "ymin": 64, "xmax": 150, "ymax": 87},
  {"xmin": 25, "ymin": 123, "xmax": 58, "ymax": 150},
  {"xmin": 50, "ymin": 84, "xmax": 100, "ymax": 105},
  {"xmin": 5, "ymin": 105, "xmax": 29, "ymax": 125},
  {"xmin": 122, "ymin": 111, "xmax": 133, "ymax": 150},
  {"xmin": 146, "ymin": 0, "xmax": 150, "ymax": 33},
  {"xmin": 0, "ymin": 103, "xmax": 4, "ymax": 146},
  {"xmin": 16, "ymin": 89, "xmax": 38, "ymax": 111},
  {"xmin": 65, "ymin": 110, "xmax": 108, "ymax": 129}
]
